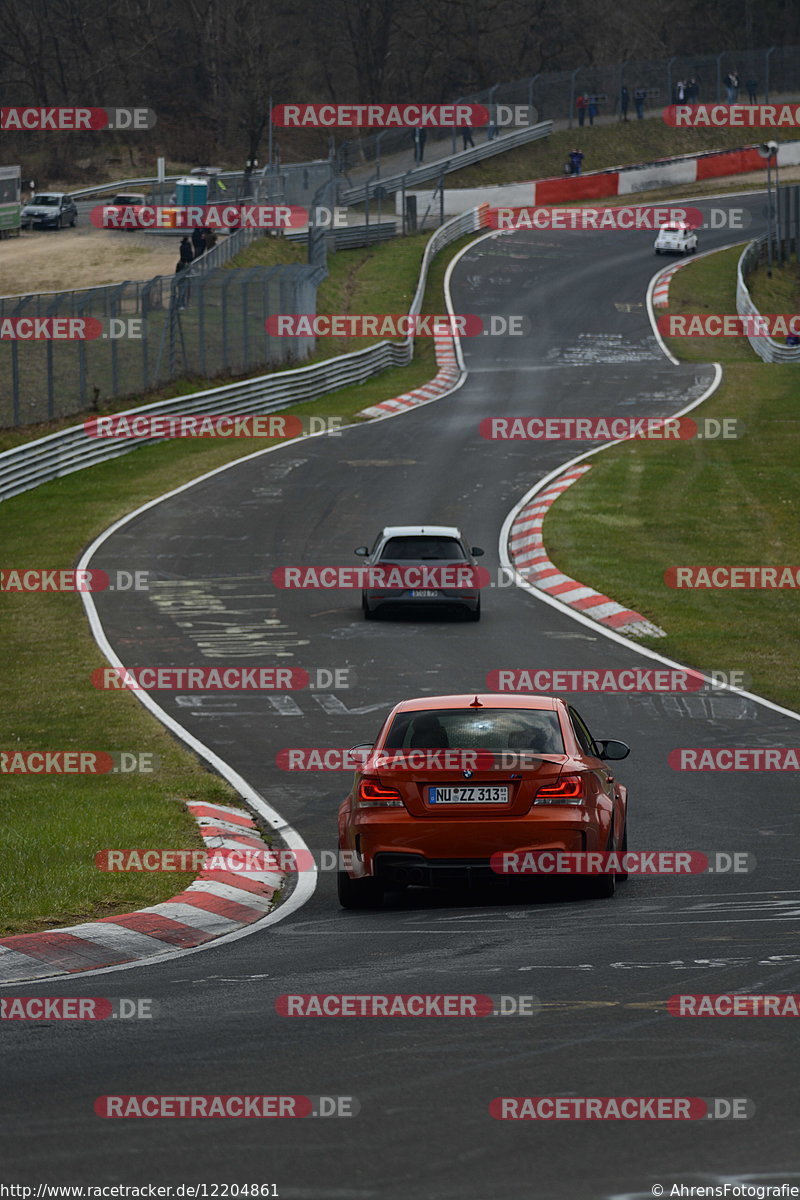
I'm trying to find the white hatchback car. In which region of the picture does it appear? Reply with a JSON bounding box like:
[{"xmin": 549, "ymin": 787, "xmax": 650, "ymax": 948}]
[{"xmin": 654, "ymin": 223, "xmax": 698, "ymax": 255}]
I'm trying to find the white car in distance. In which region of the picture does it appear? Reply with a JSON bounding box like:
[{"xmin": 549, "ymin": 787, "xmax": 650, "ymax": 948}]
[{"xmin": 654, "ymin": 222, "xmax": 698, "ymax": 255}]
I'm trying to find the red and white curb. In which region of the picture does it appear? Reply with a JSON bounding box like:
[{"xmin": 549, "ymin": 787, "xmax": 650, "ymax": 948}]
[
  {"xmin": 652, "ymin": 259, "xmax": 691, "ymax": 307},
  {"xmin": 358, "ymin": 331, "xmax": 461, "ymax": 419},
  {"xmin": 507, "ymin": 464, "xmax": 666, "ymax": 638},
  {"xmin": 0, "ymin": 801, "xmax": 285, "ymax": 984}
]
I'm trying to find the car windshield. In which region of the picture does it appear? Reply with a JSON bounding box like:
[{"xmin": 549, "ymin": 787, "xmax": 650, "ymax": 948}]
[
  {"xmin": 32, "ymin": 195, "xmax": 60, "ymax": 206},
  {"xmin": 111, "ymin": 195, "xmax": 142, "ymax": 204},
  {"xmin": 383, "ymin": 708, "xmax": 565, "ymax": 753},
  {"xmin": 379, "ymin": 537, "xmax": 466, "ymax": 561}
]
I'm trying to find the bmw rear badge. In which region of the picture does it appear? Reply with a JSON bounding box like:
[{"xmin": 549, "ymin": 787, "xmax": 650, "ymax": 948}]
[{"xmin": 463, "ymin": 769, "xmax": 473, "ymax": 778}]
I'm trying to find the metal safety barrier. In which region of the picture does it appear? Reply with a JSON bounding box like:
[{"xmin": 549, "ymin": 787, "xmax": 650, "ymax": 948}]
[
  {"xmin": 0, "ymin": 207, "xmax": 486, "ymax": 504},
  {"xmin": 737, "ymin": 237, "xmax": 800, "ymax": 363},
  {"xmin": 339, "ymin": 122, "xmax": 552, "ymax": 206}
]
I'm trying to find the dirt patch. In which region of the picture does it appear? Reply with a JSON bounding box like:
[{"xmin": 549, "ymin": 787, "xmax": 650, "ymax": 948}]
[{"xmin": 0, "ymin": 226, "xmax": 181, "ymax": 297}]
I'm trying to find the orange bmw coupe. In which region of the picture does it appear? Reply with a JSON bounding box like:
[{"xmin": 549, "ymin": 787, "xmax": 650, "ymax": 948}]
[{"xmin": 337, "ymin": 693, "xmax": 630, "ymax": 907}]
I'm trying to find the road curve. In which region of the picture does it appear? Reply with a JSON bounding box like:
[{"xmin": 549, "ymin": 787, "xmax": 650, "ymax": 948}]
[{"xmin": 4, "ymin": 191, "xmax": 799, "ymax": 1199}]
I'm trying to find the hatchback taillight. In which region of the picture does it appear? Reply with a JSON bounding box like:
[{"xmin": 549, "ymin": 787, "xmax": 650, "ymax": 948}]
[
  {"xmin": 357, "ymin": 778, "xmax": 404, "ymax": 807},
  {"xmin": 534, "ymin": 774, "xmax": 585, "ymax": 805}
]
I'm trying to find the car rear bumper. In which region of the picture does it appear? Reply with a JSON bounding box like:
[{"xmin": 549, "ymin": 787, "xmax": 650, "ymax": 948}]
[
  {"xmin": 364, "ymin": 590, "xmax": 479, "ymax": 614},
  {"xmin": 341, "ymin": 808, "xmax": 605, "ymax": 879}
]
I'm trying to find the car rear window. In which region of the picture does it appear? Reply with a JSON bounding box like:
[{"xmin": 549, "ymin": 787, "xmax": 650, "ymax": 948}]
[
  {"xmin": 383, "ymin": 708, "xmax": 564, "ymax": 753},
  {"xmin": 379, "ymin": 537, "xmax": 466, "ymax": 561}
]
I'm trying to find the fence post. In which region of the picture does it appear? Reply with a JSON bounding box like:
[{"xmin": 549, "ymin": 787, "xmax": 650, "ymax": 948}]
[
  {"xmin": 765, "ymin": 46, "xmax": 775, "ymax": 102},
  {"xmin": 568, "ymin": 69, "xmax": 580, "ymax": 129},
  {"xmin": 716, "ymin": 53, "xmax": 725, "ymax": 101}
]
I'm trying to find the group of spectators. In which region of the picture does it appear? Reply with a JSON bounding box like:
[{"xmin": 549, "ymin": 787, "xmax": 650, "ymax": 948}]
[{"xmin": 175, "ymin": 225, "xmax": 217, "ymax": 273}]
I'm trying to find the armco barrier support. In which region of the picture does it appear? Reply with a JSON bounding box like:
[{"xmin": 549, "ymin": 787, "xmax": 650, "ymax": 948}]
[
  {"xmin": 0, "ymin": 207, "xmax": 486, "ymax": 505},
  {"xmin": 737, "ymin": 236, "xmax": 800, "ymax": 363}
]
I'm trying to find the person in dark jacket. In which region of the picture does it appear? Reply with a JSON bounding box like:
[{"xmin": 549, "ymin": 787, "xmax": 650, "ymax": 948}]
[
  {"xmin": 569, "ymin": 148, "xmax": 584, "ymax": 176},
  {"xmin": 179, "ymin": 236, "xmax": 193, "ymax": 264},
  {"xmin": 191, "ymin": 226, "xmax": 206, "ymax": 257}
]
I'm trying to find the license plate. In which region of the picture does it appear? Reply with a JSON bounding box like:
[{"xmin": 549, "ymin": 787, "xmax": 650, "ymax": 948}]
[
  {"xmin": 428, "ymin": 786, "xmax": 509, "ymax": 804},
  {"xmin": 410, "ymin": 589, "xmax": 440, "ymax": 598}
]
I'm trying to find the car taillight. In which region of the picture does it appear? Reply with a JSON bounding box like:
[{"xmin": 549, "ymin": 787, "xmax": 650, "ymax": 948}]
[
  {"xmin": 534, "ymin": 775, "xmax": 585, "ymax": 805},
  {"xmin": 357, "ymin": 778, "xmax": 404, "ymax": 808}
]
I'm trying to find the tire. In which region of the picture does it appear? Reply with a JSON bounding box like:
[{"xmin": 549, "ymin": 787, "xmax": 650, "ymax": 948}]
[
  {"xmin": 615, "ymin": 817, "xmax": 628, "ymax": 880},
  {"xmin": 337, "ymin": 870, "xmax": 384, "ymax": 910},
  {"xmin": 655, "ymin": 248, "xmax": 662, "ymax": 255},
  {"xmin": 70, "ymin": 215, "xmax": 76, "ymax": 227},
  {"xmin": 57, "ymin": 215, "xmax": 64, "ymax": 230},
  {"xmin": 583, "ymin": 828, "xmax": 617, "ymax": 899},
  {"xmin": 362, "ymin": 595, "xmax": 375, "ymax": 620},
  {"xmin": 467, "ymin": 597, "xmax": 481, "ymax": 622}
]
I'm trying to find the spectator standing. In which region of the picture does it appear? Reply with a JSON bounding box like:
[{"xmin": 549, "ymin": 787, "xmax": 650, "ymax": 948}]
[
  {"xmin": 687, "ymin": 77, "xmax": 699, "ymax": 103},
  {"xmin": 588, "ymin": 96, "xmax": 598, "ymax": 125},
  {"xmin": 569, "ymin": 148, "xmax": 584, "ymax": 176},
  {"xmin": 462, "ymin": 125, "xmax": 475, "ymax": 149},
  {"xmin": 177, "ymin": 236, "xmax": 193, "ymax": 269},
  {"xmin": 412, "ymin": 125, "xmax": 427, "ymax": 163},
  {"xmin": 676, "ymin": 80, "xmax": 686, "ymax": 103},
  {"xmin": 634, "ymin": 86, "xmax": 646, "ymax": 119},
  {"xmin": 724, "ymin": 70, "xmax": 740, "ymax": 103},
  {"xmin": 577, "ymin": 93, "xmax": 588, "ymax": 127},
  {"xmin": 191, "ymin": 225, "xmax": 206, "ymax": 257},
  {"xmin": 204, "ymin": 226, "xmax": 217, "ymax": 252},
  {"xmin": 746, "ymin": 78, "xmax": 758, "ymax": 102},
  {"xmin": 620, "ymin": 85, "xmax": 629, "ymax": 121}
]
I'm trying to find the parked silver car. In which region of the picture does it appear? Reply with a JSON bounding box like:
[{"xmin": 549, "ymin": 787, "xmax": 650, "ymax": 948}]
[{"xmin": 21, "ymin": 192, "xmax": 77, "ymax": 230}]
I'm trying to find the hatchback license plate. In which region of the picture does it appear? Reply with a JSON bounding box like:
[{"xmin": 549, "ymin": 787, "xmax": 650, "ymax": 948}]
[
  {"xmin": 410, "ymin": 589, "xmax": 440, "ymax": 598},
  {"xmin": 428, "ymin": 786, "xmax": 509, "ymax": 804}
]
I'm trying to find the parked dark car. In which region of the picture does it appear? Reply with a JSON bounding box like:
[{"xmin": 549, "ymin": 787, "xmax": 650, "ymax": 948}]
[{"xmin": 20, "ymin": 193, "xmax": 77, "ymax": 230}]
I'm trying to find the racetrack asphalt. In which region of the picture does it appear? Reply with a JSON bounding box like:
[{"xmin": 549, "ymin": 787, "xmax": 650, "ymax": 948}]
[{"xmin": 4, "ymin": 191, "xmax": 799, "ymax": 1199}]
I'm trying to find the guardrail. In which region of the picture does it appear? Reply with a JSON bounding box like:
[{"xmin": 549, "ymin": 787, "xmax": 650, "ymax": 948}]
[
  {"xmin": 737, "ymin": 237, "xmax": 800, "ymax": 363},
  {"xmin": 285, "ymin": 221, "xmax": 398, "ymax": 249},
  {"xmin": 0, "ymin": 207, "xmax": 486, "ymax": 504},
  {"xmin": 339, "ymin": 121, "xmax": 552, "ymax": 205}
]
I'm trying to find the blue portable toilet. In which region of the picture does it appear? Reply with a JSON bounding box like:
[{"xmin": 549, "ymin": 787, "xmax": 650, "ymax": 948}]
[{"xmin": 175, "ymin": 176, "xmax": 208, "ymax": 206}]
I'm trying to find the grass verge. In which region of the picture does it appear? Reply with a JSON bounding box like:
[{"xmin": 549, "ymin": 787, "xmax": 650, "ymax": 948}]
[
  {"xmin": 544, "ymin": 244, "xmax": 800, "ymax": 710},
  {"xmin": 0, "ymin": 229, "xmax": 473, "ymax": 936}
]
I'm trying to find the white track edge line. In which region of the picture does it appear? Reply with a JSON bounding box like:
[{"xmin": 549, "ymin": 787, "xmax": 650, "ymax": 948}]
[{"xmin": 445, "ymin": 217, "xmax": 800, "ymax": 727}]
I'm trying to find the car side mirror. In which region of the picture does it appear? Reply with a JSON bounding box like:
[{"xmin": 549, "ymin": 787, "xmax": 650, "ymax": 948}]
[
  {"xmin": 354, "ymin": 546, "xmax": 369, "ymax": 556},
  {"xmin": 470, "ymin": 546, "xmax": 485, "ymax": 556},
  {"xmin": 596, "ymin": 739, "xmax": 630, "ymax": 761}
]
